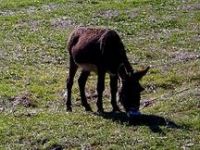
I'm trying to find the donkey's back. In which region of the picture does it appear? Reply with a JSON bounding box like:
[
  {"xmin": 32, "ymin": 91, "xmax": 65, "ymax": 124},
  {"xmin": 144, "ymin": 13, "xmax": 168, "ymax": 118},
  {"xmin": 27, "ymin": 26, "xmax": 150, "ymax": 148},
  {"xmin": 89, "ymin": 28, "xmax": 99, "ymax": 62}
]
[{"xmin": 68, "ymin": 27, "xmax": 127, "ymax": 74}]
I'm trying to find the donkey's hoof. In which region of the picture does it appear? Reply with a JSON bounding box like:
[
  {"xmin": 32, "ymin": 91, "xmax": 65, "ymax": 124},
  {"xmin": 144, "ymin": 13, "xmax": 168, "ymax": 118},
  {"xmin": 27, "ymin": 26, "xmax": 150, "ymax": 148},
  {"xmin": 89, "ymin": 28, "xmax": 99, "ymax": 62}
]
[
  {"xmin": 66, "ymin": 107, "xmax": 72, "ymax": 112},
  {"xmin": 85, "ymin": 106, "xmax": 93, "ymax": 112},
  {"xmin": 112, "ymin": 107, "xmax": 121, "ymax": 112},
  {"xmin": 97, "ymin": 109, "xmax": 104, "ymax": 114}
]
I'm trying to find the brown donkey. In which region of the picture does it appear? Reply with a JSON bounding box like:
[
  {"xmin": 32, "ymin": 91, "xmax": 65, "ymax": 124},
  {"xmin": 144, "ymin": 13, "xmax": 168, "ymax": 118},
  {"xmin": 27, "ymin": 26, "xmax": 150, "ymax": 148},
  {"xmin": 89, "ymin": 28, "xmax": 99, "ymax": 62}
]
[{"xmin": 65, "ymin": 27, "xmax": 149, "ymax": 113}]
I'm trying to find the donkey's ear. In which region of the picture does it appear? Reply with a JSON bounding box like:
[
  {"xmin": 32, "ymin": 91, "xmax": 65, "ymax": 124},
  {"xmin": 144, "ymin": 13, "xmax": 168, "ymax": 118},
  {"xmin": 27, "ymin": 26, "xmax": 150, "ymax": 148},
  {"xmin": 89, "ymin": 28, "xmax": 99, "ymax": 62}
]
[{"xmin": 134, "ymin": 66, "xmax": 150, "ymax": 80}]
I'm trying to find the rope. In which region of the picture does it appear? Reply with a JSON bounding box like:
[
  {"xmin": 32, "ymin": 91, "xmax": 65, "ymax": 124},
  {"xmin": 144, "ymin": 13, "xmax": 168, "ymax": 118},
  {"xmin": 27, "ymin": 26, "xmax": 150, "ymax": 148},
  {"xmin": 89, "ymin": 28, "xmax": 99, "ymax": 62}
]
[
  {"xmin": 141, "ymin": 85, "xmax": 200, "ymax": 109},
  {"xmin": 130, "ymin": 55, "xmax": 200, "ymax": 68}
]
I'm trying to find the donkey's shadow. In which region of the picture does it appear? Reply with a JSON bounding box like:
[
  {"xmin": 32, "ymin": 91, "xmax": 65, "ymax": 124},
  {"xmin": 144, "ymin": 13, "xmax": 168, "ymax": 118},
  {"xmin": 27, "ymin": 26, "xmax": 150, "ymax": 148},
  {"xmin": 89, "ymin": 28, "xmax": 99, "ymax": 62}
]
[{"xmin": 94, "ymin": 112, "xmax": 183, "ymax": 134}]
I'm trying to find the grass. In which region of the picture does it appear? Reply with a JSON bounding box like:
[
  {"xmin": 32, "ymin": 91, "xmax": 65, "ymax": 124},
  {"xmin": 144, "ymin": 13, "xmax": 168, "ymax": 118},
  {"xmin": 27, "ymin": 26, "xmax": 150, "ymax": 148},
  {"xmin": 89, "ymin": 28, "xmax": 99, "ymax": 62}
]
[{"xmin": 0, "ymin": 0, "xmax": 200, "ymax": 149}]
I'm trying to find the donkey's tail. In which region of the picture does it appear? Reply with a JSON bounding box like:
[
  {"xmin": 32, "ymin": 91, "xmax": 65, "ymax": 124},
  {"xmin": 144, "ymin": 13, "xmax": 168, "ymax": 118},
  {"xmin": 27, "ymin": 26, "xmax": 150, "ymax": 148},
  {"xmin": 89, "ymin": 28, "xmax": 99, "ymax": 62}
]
[{"xmin": 67, "ymin": 30, "xmax": 79, "ymax": 54}]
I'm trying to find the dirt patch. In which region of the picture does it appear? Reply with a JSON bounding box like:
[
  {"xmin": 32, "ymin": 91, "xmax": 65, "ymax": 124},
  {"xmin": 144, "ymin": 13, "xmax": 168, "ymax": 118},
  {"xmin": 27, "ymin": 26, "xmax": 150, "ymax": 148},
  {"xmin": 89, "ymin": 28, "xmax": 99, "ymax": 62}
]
[
  {"xmin": 0, "ymin": 10, "xmax": 15, "ymax": 16},
  {"xmin": 0, "ymin": 3, "xmax": 59, "ymax": 16},
  {"xmin": 0, "ymin": 96, "xmax": 12, "ymax": 113},
  {"xmin": 14, "ymin": 20, "xmax": 41, "ymax": 31},
  {"xmin": 141, "ymin": 99, "xmax": 156, "ymax": 108},
  {"xmin": 0, "ymin": 7, "xmax": 37, "ymax": 16},
  {"xmin": 10, "ymin": 92, "xmax": 36, "ymax": 108},
  {"xmin": 0, "ymin": 49, "xmax": 7, "ymax": 60},
  {"xmin": 24, "ymin": 6, "xmax": 36, "ymax": 14},
  {"xmin": 7, "ymin": 44, "xmax": 24, "ymax": 62},
  {"xmin": 171, "ymin": 51, "xmax": 200, "ymax": 61},
  {"xmin": 126, "ymin": 8, "xmax": 140, "ymax": 19},
  {"xmin": 41, "ymin": 3, "xmax": 60, "ymax": 12},
  {"xmin": 0, "ymin": 104, "xmax": 4, "ymax": 112},
  {"xmin": 178, "ymin": 3, "xmax": 200, "ymax": 11},
  {"xmin": 97, "ymin": 10, "xmax": 120, "ymax": 19},
  {"xmin": 29, "ymin": 20, "xmax": 41, "ymax": 31},
  {"xmin": 50, "ymin": 17, "xmax": 75, "ymax": 29},
  {"xmin": 48, "ymin": 144, "xmax": 63, "ymax": 150}
]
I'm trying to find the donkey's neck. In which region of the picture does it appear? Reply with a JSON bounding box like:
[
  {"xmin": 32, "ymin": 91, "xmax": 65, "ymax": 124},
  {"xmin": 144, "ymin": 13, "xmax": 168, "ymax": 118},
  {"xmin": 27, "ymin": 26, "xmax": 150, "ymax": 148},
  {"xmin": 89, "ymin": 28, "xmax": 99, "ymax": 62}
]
[
  {"xmin": 117, "ymin": 49, "xmax": 134, "ymax": 78},
  {"xmin": 118, "ymin": 63, "xmax": 134, "ymax": 79}
]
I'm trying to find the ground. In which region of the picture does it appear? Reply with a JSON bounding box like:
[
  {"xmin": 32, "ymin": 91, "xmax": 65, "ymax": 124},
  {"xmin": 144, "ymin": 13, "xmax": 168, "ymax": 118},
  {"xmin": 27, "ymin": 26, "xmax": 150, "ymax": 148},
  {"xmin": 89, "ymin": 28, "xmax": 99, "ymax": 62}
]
[{"xmin": 0, "ymin": 0, "xmax": 200, "ymax": 149}]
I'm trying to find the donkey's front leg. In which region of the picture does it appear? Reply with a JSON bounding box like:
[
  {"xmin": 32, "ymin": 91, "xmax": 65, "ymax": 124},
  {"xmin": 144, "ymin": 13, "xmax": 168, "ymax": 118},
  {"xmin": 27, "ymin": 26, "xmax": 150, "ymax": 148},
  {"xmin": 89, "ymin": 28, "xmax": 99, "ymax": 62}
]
[
  {"xmin": 110, "ymin": 75, "xmax": 120, "ymax": 112},
  {"xmin": 78, "ymin": 70, "xmax": 92, "ymax": 112},
  {"xmin": 96, "ymin": 69, "xmax": 105, "ymax": 113}
]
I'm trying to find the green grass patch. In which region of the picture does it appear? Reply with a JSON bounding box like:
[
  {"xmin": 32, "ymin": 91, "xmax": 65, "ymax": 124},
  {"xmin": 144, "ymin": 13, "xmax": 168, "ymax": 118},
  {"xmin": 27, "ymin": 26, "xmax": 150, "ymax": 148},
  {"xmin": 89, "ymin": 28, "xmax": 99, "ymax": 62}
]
[{"xmin": 0, "ymin": 0, "xmax": 200, "ymax": 149}]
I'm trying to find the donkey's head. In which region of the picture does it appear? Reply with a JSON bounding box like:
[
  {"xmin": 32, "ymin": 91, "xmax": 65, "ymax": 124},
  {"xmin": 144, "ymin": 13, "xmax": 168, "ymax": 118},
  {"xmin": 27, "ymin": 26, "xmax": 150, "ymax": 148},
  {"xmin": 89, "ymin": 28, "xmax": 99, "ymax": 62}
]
[{"xmin": 119, "ymin": 66, "xmax": 150, "ymax": 113}]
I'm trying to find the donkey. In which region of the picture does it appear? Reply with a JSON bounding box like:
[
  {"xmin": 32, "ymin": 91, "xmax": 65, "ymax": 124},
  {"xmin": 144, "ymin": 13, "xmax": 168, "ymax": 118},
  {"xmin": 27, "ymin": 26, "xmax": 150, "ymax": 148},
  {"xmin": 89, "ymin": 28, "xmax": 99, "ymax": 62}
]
[{"xmin": 65, "ymin": 27, "xmax": 149, "ymax": 114}]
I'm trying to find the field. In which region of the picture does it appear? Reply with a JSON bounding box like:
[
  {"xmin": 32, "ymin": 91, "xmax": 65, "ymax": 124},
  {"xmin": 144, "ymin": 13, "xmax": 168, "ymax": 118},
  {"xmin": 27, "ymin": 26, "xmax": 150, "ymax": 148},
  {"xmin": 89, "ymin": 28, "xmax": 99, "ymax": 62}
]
[{"xmin": 0, "ymin": 0, "xmax": 200, "ymax": 149}]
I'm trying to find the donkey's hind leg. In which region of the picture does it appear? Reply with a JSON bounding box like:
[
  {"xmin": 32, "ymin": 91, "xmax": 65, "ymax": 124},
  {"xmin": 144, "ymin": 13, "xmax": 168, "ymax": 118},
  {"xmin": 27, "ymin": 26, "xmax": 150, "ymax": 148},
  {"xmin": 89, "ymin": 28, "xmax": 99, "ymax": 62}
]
[
  {"xmin": 78, "ymin": 70, "xmax": 92, "ymax": 111},
  {"xmin": 66, "ymin": 56, "xmax": 78, "ymax": 112}
]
